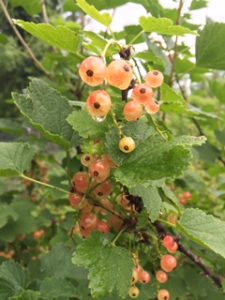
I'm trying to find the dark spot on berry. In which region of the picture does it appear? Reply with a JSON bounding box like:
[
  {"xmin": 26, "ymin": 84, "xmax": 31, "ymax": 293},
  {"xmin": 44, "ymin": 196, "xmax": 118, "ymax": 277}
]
[
  {"xmin": 124, "ymin": 145, "xmax": 129, "ymax": 151},
  {"xmin": 86, "ymin": 69, "xmax": 94, "ymax": 77},
  {"xmin": 85, "ymin": 156, "xmax": 90, "ymax": 161},
  {"xmin": 140, "ymin": 88, "xmax": 146, "ymax": 94},
  {"xmin": 153, "ymin": 71, "xmax": 159, "ymax": 76},
  {"xmin": 94, "ymin": 102, "xmax": 100, "ymax": 109},
  {"xmin": 123, "ymin": 65, "xmax": 130, "ymax": 72},
  {"xmin": 98, "ymin": 192, "xmax": 103, "ymax": 196},
  {"xmin": 93, "ymin": 171, "xmax": 99, "ymax": 177}
]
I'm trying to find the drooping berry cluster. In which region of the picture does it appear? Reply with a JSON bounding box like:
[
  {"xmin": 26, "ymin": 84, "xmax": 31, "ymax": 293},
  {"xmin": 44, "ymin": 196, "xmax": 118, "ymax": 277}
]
[
  {"xmin": 179, "ymin": 191, "xmax": 192, "ymax": 205},
  {"xmin": 129, "ymin": 264, "xmax": 151, "ymax": 298},
  {"xmin": 79, "ymin": 55, "xmax": 164, "ymax": 153}
]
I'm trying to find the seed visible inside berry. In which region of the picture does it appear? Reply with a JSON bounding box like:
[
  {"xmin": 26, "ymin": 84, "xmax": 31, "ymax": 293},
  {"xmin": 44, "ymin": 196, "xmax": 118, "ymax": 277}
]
[
  {"xmin": 128, "ymin": 286, "xmax": 140, "ymax": 298},
  {"xmin": 157, "ymin": 289, "xmax": 170, "ymax": 300},
  {"xmin": 119, "ymin": 137, "xmax": 136, "ymax": 153},
  {"xmin": 86, "ymin": 69, "xmax": 94, "ymax": 77}
]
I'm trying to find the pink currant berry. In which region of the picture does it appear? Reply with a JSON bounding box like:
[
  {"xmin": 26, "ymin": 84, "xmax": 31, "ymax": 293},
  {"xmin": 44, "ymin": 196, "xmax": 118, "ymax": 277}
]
[
  {"xmin": 162, "ymin": 235, "xmax": 175, "ymax": 249},
  {"xmin": 94, "ymin": 181, "xmax": 113, "ymax": 198},
  {"xmin": 131, "ymin": 269, "xmax": 139, "ymax": 284},
  {"xmin": 89, "ymin": 159, "xmax": 111, "ymax": 182},
  {"xmin": 123, "ymin": 100, "xmax": 143, "ymax": 122},
  {"xmin": 86, "ymin": 90, "xmax": 112, "ymax": 118},
  {"xmin": 72, "ymin": 172, "xmax": 90, "ymax": 193},
  {"xmin": 160, "ymin": 255, "xmax": 177, "ymax": 273},
  {"xmin": 79, "ymin": 56, "xmax": 106, "ymax": 86},
  {"xmin": 145, "ymin": 70, "xmax": 164, "ymax": 88},
  {"xmin": 183, "ymin": 192, "xmax": 192, "ymax": 200},
  {"xmin": 144, "ymin": 100, "xmax": 160, "ymax": 115},
  {"xmin": 97, "ymin": 221, "xmax": 110, "ymax": 234},
  {"xmin": 156, "ymin": 270, "xmax": 168, "ymax": 284},
  {"xmin": 138, "ymin": 270, "xmax": 151, "ymax": 284},
  {"xmin": 69, "ymin": 193, "xmax": 82, "ymax": 209},
  {"xmin": 106, "ymin": 60, "xmax": 133, "ymax": 90},
  {"xmin": 80, "ymin": 213, "xmax": 98, "ymax": 230},
  {"xmin": 132, "ymin": 83, "xmax": 154, "ymax": 104},
  {"xmin": 157, "ymin": 289, "xmax": 170, "ymax": 300}
]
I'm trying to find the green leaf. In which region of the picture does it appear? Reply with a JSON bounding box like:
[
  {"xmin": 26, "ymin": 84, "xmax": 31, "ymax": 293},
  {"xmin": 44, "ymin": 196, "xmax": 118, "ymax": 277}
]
[
  {"xmin": 10, "ymin": 0, "xmax": 41, "ymax": 15},
  {"xmin": 190, "ymin": 0, "xmax": 208, "ymax": 10},
  {"xmin": 9, "ymin": 290, "xmax": 41, "ymax": 300},
  {"xmin": 41, "ymin": 244, "xmax": 76, "ymax": 279},
  {"xmin": 140, "ymin": 17, "xmax": 197, "ymax": 36},
  {"xmin": 0, "ymin": 261, "xmax": 30, "ymax": 294},
  {"xmin": 0, "ymin": 142, "xmax": 37, "ymax": 177},
  {"xmin": 209, "ymin": 80, "xmax": 225, "ymax": 103},
  {"xmin": 196, "ymin": 23, "xmax": 225, "ymax": 70},
  {"xmin": 0, "ymin": 119, "xmax": 24, "ymax": 136},
  {"xmin": 72, "ymin": 234, "xmax": 133, "ymax": 298},
  {"xmin": 67, "ymin": 110, "xmax": 109, "ymax": 139},
  {"xmin": 0, "ymin": 204, "xmax": 18, "ymax": 228},
  {"xmin": 40, "ymin": 277, "xmax": 77, "ymax": 299},
  {"xmin": 13, "ymin": 79, "xmax": 77, "ymax": 148},
  {"xmin": 114, "ymin": 135, "xmax": 206, "ymax": 187},
  {"xmin": 179, "ymin": 208, "xmax": 225, "ymax": 259},
  {"xmin": 76, "ymin": 0, "xmax": 112, "ymax": 27},
  {"xmin": 13, "ymin": 20, "xmax": 81, "ymax": 53},
  {"xmin": 161, "ymin": 83, "xmax": 186, "ymax": 113},
  {"xmin": 130, "ymin": 186, "xmax": 162, "ymax": 222}
]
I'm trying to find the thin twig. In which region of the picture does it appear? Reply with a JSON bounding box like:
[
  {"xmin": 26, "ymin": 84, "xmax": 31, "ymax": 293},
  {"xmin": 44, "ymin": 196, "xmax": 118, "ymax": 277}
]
[{"xmin": 0, "ymin": 0, "xmax": 50, "ymax": 77}]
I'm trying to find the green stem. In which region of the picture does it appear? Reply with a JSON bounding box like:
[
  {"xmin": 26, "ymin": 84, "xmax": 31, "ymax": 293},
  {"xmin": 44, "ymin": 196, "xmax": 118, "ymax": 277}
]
[
  {"xmin": 20, "ymin": 174, "xmax": 70, "ymax": 195},
  {"xmin": 111, "ymin": 110, "xmax": 123, "ymax": 137},
  {"xmin": 101, "ymin": 39, "xmax": 121, "ymax": 58},
  {"xmin": 129, "ymin": 30, "xmax": 145, "ymax": 45},
  {"xmin": 147, "ymin": 115, "xmax": 167, "ymax": 140},
  {"xmin": 111, "ymin": 226, "xmax": 126, "ymax": 246}
]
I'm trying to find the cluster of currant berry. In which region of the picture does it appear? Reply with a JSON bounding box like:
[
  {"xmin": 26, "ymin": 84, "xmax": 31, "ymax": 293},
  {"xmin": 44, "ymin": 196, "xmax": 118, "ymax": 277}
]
[
  {"xmin": 79, "ymin": 56, "xmax": 164, "ymax": 154},
  {"xmin": 179, "ymin": 191, "xmax": 192, "ymax": 206}
]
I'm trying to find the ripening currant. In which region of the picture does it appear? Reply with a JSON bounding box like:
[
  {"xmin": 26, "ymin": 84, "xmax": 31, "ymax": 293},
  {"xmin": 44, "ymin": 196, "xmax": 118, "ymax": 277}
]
[
  {"xmin": 162, "ymin": 235, "xmax": 178, "ymax": 253},
  {"xmin": 157, "ymin": 289, "xmax": 170, "ymax": 300},
  {"xmin": 106, "ymin": 60, "xmax": 133, "ymax": 90},
  {"xmin": 97, "ymin": 221, "xmax": 110, "ymax": 234},
  {"xmin": 160, "ymin": 255, "xmax": 177, "ymax": 273},
  {"xmin": 86, "ymin": 90, "xmax": 112, "ymax": 119},
  {"xmin": 145, "ymin": 70, "xmax": 164, "ymax": 88},
  {"xmin": 94, "ymin": 181, "xmax": 113, "ymax": 198},
  {"xmin": 80, "ymin": 154, "xmax": 95, "ymax": 167},
  {"xmin": 72, "ymin": 172, "xmax": 90, "ymax": 193},
  {"xmin": 119, "ymin": 136, "xmax": 136, "ymax": 153},
  {"xmin": 33, "ymin": 229, "xmax": 45, "ymax": 241},
  {"xmin": 123, "ymin": 100, "xmax": 143, "ymax": 122},
  {"xmin": 79, "ymin": 56, "xmax": 106, "ymax": 86},
  {"xmin": 138, "ymin": 269, "xmax": 151, "ymax": 284},
  {"xmin": 156, "ymin": 270, "xmax": 168, "ymax": 283},
  {"xmin": 80, "ymin": 213, "xmax": 98, "ymax": 230},
  {"xmin": 128, "ymin": 286, "xmax": 140, "ymax": 298},
  {"xmin": 89, "ymin": 159, "xmax": 111, "ymax": 182},
  {"xmin": 69, "ymin": 193, "xmax": 82, "ymax": 209},
  {"xmin": 132, "ymin": 83, "xmax": 154, "ymax": 104},
  {"xmin": 144, "ymin": 100, "xmax": 160, "ymax": 115},
  {"xmin": 131, "ymin": 269, "xmax": 139, "ymax": 284}
]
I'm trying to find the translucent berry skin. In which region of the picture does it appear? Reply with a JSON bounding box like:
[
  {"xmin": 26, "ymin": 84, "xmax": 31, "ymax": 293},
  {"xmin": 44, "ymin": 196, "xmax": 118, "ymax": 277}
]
[
  {"xmin": 97, "ymin": 221, "xmax": 110, "ymax": 234},
  {"xmin": 157, "ymin": 289, "xmax": 170, "ymax": 300},
  {"xmin": 79, "ymin": 56, "xmax": 106, "ymax": 86},
  {"xmin": 144, "ymin": 101, "xmax": 160, "ymax": 115},
  {"xmin": 163, "ymin": 235, "xmax": 175, "ymax": 249},
  {"xmin": 132, "ymin": 83, "xmax": 154, "ymax": 104},
  {"xmin": 72, "ymin": 172, "xmax": 90, "ymax": 193},
  {"xmin": 119, "ymin": 137, "xmax": 136, "ymax": 153},
  {"xmin": 94, "ymin": 181, "xmax": 113, "ymax": 198},
  {"xmin": 160, "ymin": 255, "xmax": 177, "ymax": 273},
  {"xmin": 123, "ymin": 101, "xmax": 143, "ymax": 122},
  {"xmin": 183, "ymin": 192, "xmax": 192, "ymax": 200},
  {"xmin": 106, "ymin": 60, "xmax": 133, "ymax": 90},
  {"xmin": 86, "ymin": 90, "xmax": 112, "ymax": 118},
  {"xmin": 69, "ymin": 193, "xmax": 82, "ymax": 209},
  {"xmin": 138, "ymin": 270, "xmax": 151, "ymax": 284},
  {"xmin": 89, "ymin": 160, "xmax": 111, "ymax": 182},
  {"xmin": 80, "ymin": 213, "xmax": 98, "ymax": 230},
  {"xmin": 128, "ymin": 286, "xmax": 140, "ymax": 298},
  {"xmin": 156, "ymin": 270, "xmax": 168, "ymax": 283},
  {"xmin": 145, "ymin": 70, "xmax": 164, "ymax": 88},
  {"xmin": 80, "ymin": 154, "xmax": 95, "ymax": 167}
]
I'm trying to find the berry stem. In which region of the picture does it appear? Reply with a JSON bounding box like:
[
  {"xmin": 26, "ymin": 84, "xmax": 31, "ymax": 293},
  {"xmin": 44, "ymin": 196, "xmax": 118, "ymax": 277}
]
[
  {"xmin": 129, "ymin": 30, "xmax": 145, "ymax": 45},
  {"xmin": 20, "ymin": 174, "xmax": 70, "ymax": 195},
  {"xmin": 146, "ymin": 115, "xmax": 167, "ymax": 141},
  {"xmin": 101, "ymin": 39, "xmax": 122, "ymax": 58},
  {"xmin": 111, "ymin": 226, "xmax": 126, "ymax": 246},
  {"xmin": 111, "ymin": 110, "xmax": 123, "ymax": 137}
]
